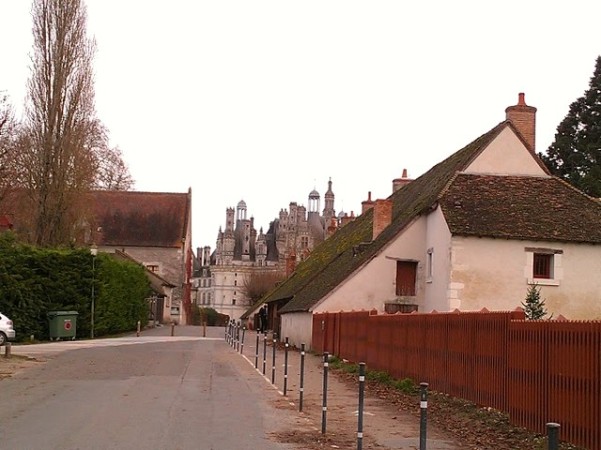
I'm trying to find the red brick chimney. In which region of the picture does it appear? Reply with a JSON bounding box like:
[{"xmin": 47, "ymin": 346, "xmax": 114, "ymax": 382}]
[
  {"xmin": 361, "ymin": 191, "xmax": 375, "ymax": 214},
  {"xmin": 505, "ymin": 92, "xmax": 537, "ymax": 153},
  {"xmin": 392, "ymin": 168, "xmax": 412, "ymax": 193},
  {"xmin": 286, "ymin": 252, "xmax": 296, "ymax": 276},
  {"xmin": 372, "ymin": 199, "xmax": 392, "ymax": 240},
  {"xmin": 340, "ymin": 211, "xmax": 355, "ymax": 227}
]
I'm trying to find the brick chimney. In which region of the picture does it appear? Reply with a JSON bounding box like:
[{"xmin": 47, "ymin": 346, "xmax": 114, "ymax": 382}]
[
  {"xmin": 505, "ymin": 92, "xmax": 537, "ymax": 153},
  {"xmin": 340, "ymin": 211, "xmax": 355, "ymax": 227},
  {"xmin": 372, "ymin": 199, "xmax": 392, "ymax": 240},
  {"xmin": 361, "ymin": 191, "xmax": 375, "ymax": 214},
  {"xmin": 392, "ymin": 168, "xmax": 412, "ymax": 193}
]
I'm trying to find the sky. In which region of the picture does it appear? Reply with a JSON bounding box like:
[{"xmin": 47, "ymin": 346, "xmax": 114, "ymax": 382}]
[{"xmin": 1, "ymin": 1, "xmax": 600, "ymax": 251}]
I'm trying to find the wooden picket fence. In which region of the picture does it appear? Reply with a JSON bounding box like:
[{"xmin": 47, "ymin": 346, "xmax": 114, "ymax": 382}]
[{"xmin": 312, "ymin": 309, "xmax": 601, "ymax": 450}]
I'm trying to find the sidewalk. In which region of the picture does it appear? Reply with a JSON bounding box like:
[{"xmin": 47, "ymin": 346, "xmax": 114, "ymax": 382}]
[{"xmin": 228, "ymin": 327, "xmax": 463, "ymax": 450}]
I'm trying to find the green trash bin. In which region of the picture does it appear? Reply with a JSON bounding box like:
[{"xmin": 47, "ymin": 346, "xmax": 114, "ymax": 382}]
[{"xmin": 47, "ymin": 311, "xmax": 78, "ymax": 341}]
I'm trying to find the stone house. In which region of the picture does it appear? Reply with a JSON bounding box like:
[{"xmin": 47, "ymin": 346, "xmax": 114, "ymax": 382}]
[
  {"xmin": 257, "ymin": 94, "xmax": 601, "ymax": 348},
  {"xmin": 86, "ymin": 189, "xmax": 193, "ymax": 324}
]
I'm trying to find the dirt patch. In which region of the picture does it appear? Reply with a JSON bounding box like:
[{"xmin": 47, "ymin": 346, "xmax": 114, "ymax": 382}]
[
  {"xmin": 332, "ymin": 368, "xmax": 586, "ymax": 450},
  {"xmin": 0, "ymin": 354, "xmax": 44, "ymax": 379}
]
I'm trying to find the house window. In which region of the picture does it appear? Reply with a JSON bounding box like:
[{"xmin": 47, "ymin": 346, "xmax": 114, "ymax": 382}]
[
  {"xmin": 396, "ymin": 260, "xmax": 417, "ymax": 297},
  {"xmin": 234, "ymin": 280, "xmax": 237, "ymax": 286},
  {"xmin": 232, "ymin": 298, "xmax": 236, "ymax": 305},
  {"xmin": 525, "ymin": 247, "xmax": 562, "ymax": 286},
  {"xmin": 533, "ymin": 253, "xmax": 552, "ymax": 279},
  {"xmin": 426, "ymin": 248, "xmax": 433, "ymax": 282},
  {"xmin": 301, "ymin": 236, "xmax": 309, "ymax": 249},
  {"xmin": 146, "ymin": 264, "xmax": 159, "ymax": 273}
]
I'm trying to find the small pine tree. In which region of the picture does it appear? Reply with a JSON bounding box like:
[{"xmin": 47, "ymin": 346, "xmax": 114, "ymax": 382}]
[{"xmin": 522, "ymin": 284, "xmax": 549, "ymax": 320}]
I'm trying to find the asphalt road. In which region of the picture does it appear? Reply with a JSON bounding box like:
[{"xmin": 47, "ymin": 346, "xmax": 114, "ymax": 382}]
[{"xmin": 2, "ymin": 326, "xmax": 299, "ymax": 450}]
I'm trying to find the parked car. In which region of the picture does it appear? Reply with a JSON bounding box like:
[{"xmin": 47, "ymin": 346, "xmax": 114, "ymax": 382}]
[{"xmin": 0, "ymin": 312, "xmax": 16, "ymax": 345}]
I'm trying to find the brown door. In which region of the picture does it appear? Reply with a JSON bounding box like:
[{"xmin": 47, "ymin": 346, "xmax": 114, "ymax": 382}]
[{"xmin": 396, "ymin": 261, "xmax": 417, "ymax": 296}]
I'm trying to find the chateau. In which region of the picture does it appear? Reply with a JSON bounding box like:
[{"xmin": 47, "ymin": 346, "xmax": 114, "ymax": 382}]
[{"xmin": 194, "ymin": 179, "xmax": 340, "ymax": 320}]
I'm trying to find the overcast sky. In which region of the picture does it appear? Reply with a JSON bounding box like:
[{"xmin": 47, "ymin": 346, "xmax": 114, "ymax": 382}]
[{"xmin": 1, "ymin": 1, "xmax": 600, "ymax": 250}]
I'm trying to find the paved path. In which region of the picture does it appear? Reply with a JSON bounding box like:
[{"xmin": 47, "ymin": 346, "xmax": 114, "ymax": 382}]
[{"xmin": 9, "ymin": 324, "xmax": 464, "ymax": 449}]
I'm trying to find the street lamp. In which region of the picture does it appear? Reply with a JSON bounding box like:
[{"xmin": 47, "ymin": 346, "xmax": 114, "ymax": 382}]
[{"xmin": 90, "ymin": 244, "xmax": 98, "ymax": 339}]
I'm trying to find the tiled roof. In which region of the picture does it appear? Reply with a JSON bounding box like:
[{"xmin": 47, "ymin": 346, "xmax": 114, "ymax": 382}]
[
  {"xmin": 88, "ymin": 190, "xmax": 190, "ymax": 248},
  {"xmin": 260, "ymin": 119, "xmax": 601, "ymax": 315},
  {"xmin": 440, "ymin": 174, "xmax": 601, "ymax": 243}
]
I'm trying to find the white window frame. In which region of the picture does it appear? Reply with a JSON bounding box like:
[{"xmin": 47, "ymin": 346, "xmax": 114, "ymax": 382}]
[{"xmin": 524, "ymin": 247, "xmax": 563, "ymax": 286}]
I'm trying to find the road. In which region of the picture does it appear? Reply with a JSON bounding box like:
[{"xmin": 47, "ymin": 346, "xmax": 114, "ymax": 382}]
[{"xmin": 1, "ymin": 326, "xmax": 299, "ymax": 450}]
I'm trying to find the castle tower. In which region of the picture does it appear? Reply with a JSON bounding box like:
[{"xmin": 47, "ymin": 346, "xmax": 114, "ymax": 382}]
[{"xmin": 323, "ymin": 178, "xmax": 336, "ymax": 226}]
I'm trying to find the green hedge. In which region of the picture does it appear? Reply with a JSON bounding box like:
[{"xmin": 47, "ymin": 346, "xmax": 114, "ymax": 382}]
[{"xmin": 0, "ymin": 232, "xmax": 151, "ymax": 341}]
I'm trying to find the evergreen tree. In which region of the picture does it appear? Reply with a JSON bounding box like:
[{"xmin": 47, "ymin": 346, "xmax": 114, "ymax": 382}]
[
  {"xmin": 540, "ymin": 56, "xmax": 601, "ymax": 198},
  {"xmin": 522, "ymin": 284, "xmax": 549, "ymax": 320}
]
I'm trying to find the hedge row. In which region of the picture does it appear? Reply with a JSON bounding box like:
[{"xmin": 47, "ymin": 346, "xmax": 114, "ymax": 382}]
[{"xmin": 0, "ymin": 232, "xmax": 151, "ymax": 341}]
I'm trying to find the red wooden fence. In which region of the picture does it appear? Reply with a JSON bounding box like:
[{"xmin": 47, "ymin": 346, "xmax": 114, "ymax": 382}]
[{"xmin": 312, "ymin": 310, "xmax": 601, "ymax": 450}]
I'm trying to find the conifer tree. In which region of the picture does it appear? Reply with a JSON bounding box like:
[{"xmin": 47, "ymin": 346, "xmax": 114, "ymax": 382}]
[
  {"xmin": 522, "ymin": 284, "xmax": 549, "ymax": 320},
  {"xmin": 540, "ymin": 56, "xmax": 601, "ymax": 198}
]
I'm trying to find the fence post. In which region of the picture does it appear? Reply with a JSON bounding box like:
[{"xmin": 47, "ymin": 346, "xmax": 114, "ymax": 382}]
[
  {"xmin": 357, "ymin": 362, "xmax": 366, "ymax": 450},
  {"xmin": 321, "ymin": 352, "xmax": 329, "ymax": 435},
  {"xmin": 271, "ymin": 333, "xmax": 277, "ymax": 384},
  {"xmin": 420, "ymin": 382, "xmax": 428, "ymax": 450},
  {"xmin": 283, "ymin": 337, "xmax": 289, "ymax": 395},
  {"xmin": 547, "ymin": 423, "xmax": 560, "ymax": 450},
  {"xmin": 262, "ymin": 332, "xmax": 267, "ymax": 375},
  {"xmin": 299, "ymin": 343, "xmax": 306, "ymax": 412}
]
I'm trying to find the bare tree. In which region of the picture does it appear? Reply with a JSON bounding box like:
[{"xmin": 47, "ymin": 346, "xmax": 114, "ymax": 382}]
[
  {"xmin": 242, "ymin": 270, "xmax": 285, "ymax": 305},
  {"xmin": 21, "ymin": 0, "xmax": 103, "ymax": 246},
  {"xmin": 93, "ymin": 144, "xmax": 134, "ymax": 190},
  {"xmin": 0, "ymin": 93, "xmax": 17, "ymax": 203}
]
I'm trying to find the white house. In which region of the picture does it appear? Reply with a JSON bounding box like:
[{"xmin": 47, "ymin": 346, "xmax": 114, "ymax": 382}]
[{"xmin": 258, "ymin": 94, "xmax": 601, "ymax": 348}]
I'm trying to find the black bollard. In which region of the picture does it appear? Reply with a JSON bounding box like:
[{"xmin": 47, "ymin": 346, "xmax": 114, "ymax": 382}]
[
  {"xmin": 299, "ymin": 343, "xmax": 305, "ymax": 412},
  {"xmin": 321, "ymin": 352, "xmax": 329, "ymax": 435},
  {"xmin": 357, "ymin": 362, "xmax": 366, "ymax": 450},
  {"xmin": 547, "ymin": 423, "xmax": 560, "ymax": 450},
  {"xmin": 283, "ymin": 337, "xmax": 289, "ymax": 396},
  {"xmin": 271, "ymin": 333, "xmax": 277, "ymax": 384},
  {"xmin": 420, "ymin": 382, "xmax": 428, "ymax": 450},
  {"xmin": 262, "ymin": 332, "xmax": 267, "ymax": 375},
  {"xmin": 240, "ymin": 326, "xmax": 246, "ymax": 354},
  {"xmin": 254, "ymin": 330, "xmax": 259, "ymax": 369}
]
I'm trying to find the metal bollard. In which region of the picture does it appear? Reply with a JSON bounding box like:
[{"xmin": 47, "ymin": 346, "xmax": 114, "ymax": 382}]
[
  {"xmin": 420, "ymin": 382, "xmax": 429, "ymax": 450},
  {"xmin": 357, "ymin": 362, "xmax": 366, "ymax": 450},
  {"xmin": 283, "ymin": 337, "xmax": 289, "ymax": 395},
  {"xmin": 4, "ymin": 342, "xmax": 11, "ymax": 358},
  {"xmin": 262, "ymin": 332, "xmax": 267, "ymax": 375},
  {"xmin": 271, "ymin": 333, "xmax": 277, "ymax": 384},
  {"xmin": 547, "ymin": 422, "xmax": 560, "ymax": 450},
  {"xmin": 171, "ymin": 322, "xmax": 175, "ymax": 336},
  {"xmin": 321, "ymin": 352, "xmax": 329, "ymax": 435},
  {"xmin": 254, "ymin": 330, "xmax": 259, "ymax": 369},
  {"xmin": 136, "ymin": 321, "xmax": 140, "ymax": 337},
  {"xmin": 240, "ymin": 326, "xmax": 246, "ymax": 354},
  {"xmin": 299, "ymin": 343, "xmax": 305, "ymax": 412}
]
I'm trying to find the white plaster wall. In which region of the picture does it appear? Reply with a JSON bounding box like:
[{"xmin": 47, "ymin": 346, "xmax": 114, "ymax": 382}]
[
  {"xmin": 465, "ymin": 127, "xmax": 548, "ymax": 177},
  {"xmin": 424, "ymin": 207, "xmax": 453, "ymax": 312},
  {"xmin": 313, "ymin": 216, "xmax": 427, "ymax": 313},
  {"xmin": 449, "ymin": 236, "xmax": 601, "ymax": 320},
  {"xmin": 280, "ymin": 312, "xmax": 313, "ymax": 349}
]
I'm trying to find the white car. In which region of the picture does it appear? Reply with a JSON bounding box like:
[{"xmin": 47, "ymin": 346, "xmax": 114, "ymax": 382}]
[{"xmin": 0, "ymin": 312, "xmax": 16, "ymax": 345}]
